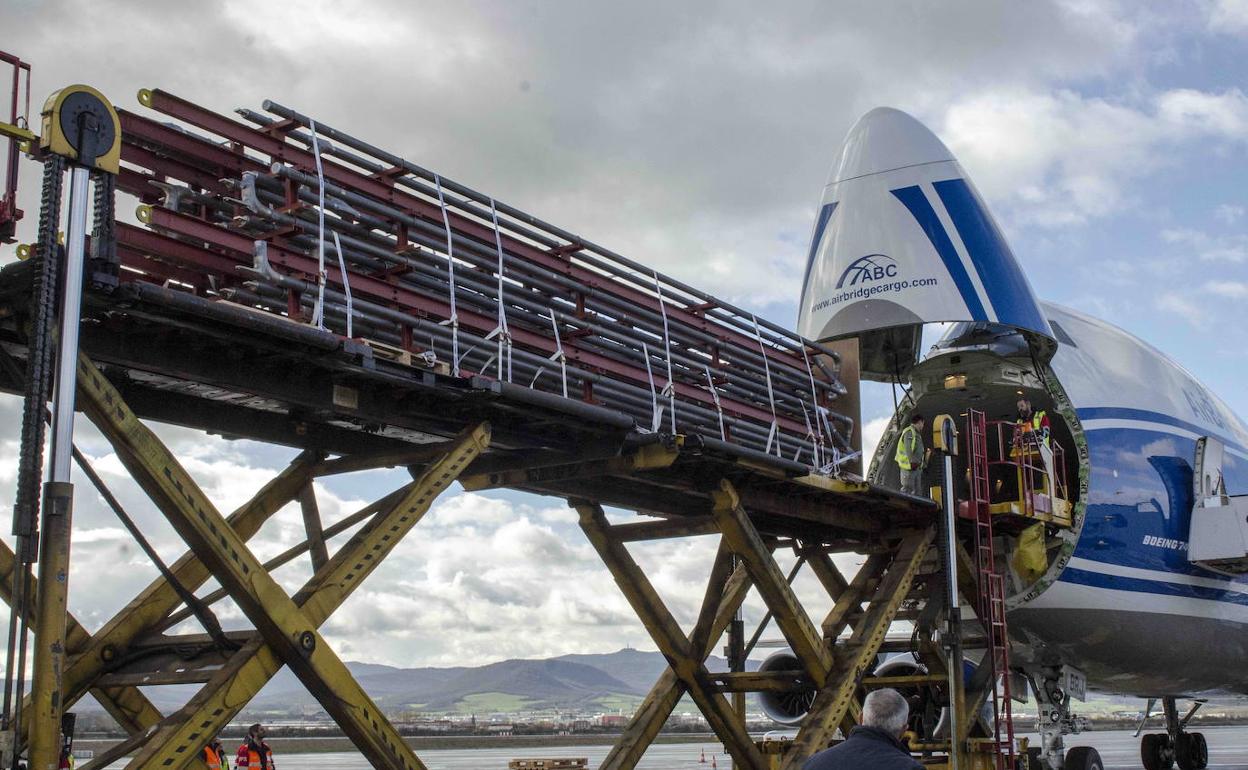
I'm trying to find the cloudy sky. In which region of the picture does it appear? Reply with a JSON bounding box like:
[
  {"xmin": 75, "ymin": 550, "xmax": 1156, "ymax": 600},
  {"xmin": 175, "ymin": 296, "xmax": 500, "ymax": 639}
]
[{"xmin": 1, "ymin": 0, "xmax": 1247, "ymax": 688}]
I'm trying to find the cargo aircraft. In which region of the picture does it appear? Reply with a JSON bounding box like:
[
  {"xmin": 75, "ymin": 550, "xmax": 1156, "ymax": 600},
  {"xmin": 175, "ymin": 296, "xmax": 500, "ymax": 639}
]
[{"xmin": 770, "ymin": 107, "xmax": 1248, "ymax": 770}]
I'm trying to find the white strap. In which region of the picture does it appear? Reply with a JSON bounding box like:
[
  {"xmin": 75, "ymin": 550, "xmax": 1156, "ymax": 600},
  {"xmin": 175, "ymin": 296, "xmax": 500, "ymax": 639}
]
[
  {"xmin": 653, "ymin": 273, "xmax": 676, "ymax": 434},
  {"xmin": 488, "ymin": 198, "xmax": 512, "ymax": 382},
  {"xmin": 548, "ymin": 308, "xmax": 568, "ymax": 398},
  {"xmin": 752, "ymin": 314, "xmax": 780, "ymax": 456},
  {"xmin": 433, "ymin": 174, "xmax": 460, "ymax": 376},
  {"xmin": 330, "ymin": 231, "xmax": 353, "ymax": 338},
  {"xmin": 643, "ymin": 342, "xmax": 662, "ymax": 433},
  {"xmin": 801, "ymin": 346, "xmax": 833, "ymax": 451},
  {"xmin": 308, "ymin": 119, "xmax": 328, "ymax": 330},
  {"xmin": 705, "ymin": 366, "xmax": 726, "ymax": 440},
  {"xmin": 801, "ymin": 401, "xmax": 820, "ymax": 468}
]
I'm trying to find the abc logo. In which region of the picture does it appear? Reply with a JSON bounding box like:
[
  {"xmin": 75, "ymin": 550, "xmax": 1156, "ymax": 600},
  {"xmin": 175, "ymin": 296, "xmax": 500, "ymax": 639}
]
[{"xmin": 835, "ymin": 254, "xmax": 898, "ymax": 289}]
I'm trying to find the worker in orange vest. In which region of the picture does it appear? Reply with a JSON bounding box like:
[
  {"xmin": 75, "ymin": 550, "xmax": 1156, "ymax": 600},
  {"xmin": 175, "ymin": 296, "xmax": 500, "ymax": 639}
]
[
  {"xmin": 202, "ymin": 737, "xmax": 226, "ymax": 769},
  {"xmin": 1016, "ymin": 396, "xmax": 1056, "ymax": 500},
  {"xmin": 234, "ymin": 723, "xmax": 275, "ymax": 770}
]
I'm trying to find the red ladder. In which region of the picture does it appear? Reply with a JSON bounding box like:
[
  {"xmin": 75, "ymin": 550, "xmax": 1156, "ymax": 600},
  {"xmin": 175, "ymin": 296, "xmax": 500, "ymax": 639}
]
[
  {"xmin": 967, "ymin": 409, "xmax": 1015, "ymax": 769},
  {"xmin": 0, "ymin": 50, "xmax": 32, "ymax": 243}
]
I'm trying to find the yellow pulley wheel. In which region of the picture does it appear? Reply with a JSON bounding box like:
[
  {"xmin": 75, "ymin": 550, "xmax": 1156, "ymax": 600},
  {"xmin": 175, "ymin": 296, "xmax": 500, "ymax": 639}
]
[{"xmin": 39, "ymin": 84, "xmax": 120, "ymax": 174}]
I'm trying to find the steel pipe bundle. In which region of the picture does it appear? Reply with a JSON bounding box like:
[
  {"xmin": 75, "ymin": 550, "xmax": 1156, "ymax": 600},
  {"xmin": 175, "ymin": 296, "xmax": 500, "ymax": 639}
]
[{"xmin": 108, "ymin": 89, "xmax": 855, "ymax": 467}]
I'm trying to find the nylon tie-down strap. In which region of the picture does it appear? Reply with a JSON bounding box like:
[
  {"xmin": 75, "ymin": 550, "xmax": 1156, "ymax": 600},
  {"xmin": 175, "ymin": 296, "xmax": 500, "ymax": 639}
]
[
  {"xmin": 545, "ymin": 309, "xmax": 568, "ymax": 397},
  {"xmin": 308, "ymin": 119, "xmax": 329, "ymax": 330},
  {"xmin": 653, "ymin": 272, "xmax": 676, "ymax": 434},
  {"xmin": 800, "ymin": 347, "xmax": 825, "ymax": 468},
  {"xmin": 800, "ymin": 401, "xmax": 819, "ymax": 466},
  {"xmin": 704, "ymin": 366, "xmax": 726, "ymax": 440},
  {"xmin": 752, "ymin": 314, "xmax": 781, "ymax": 457},
  {"xmin": 487, "ymin": 198, "xmax": 513, "ymax": 382},
  {"xmin": 643, "ymin": 342, "xmax": 662, "ymax": 433},
  {"xmin": 331, "ymin": 231, "xmax": 353, "ymax": 338},
  {"xmin": 434, "ymin": 174, "xmax": 461, "ymax": 376}
]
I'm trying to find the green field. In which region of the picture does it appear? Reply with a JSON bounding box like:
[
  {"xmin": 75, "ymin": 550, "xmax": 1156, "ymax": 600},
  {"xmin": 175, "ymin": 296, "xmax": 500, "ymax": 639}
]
[
  {"xmin": 594, "ymin": 695, "xmax": 643, "ymax": 712},
  {"xmin": 454, "ymin": 693, "xmax": 539, "ymax": 713}
]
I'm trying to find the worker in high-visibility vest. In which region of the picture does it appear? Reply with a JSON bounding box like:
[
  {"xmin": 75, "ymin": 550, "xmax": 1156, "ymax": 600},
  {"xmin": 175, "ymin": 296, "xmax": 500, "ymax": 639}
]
[
  {"xmin": 894, "ymin": 413, "xmax": 929, "ymax": 497},
  {"xmin": 1016, "ymin": 397, "xmax": 1050, "ymax": 449},
  {"xmin": 1016, "ymin": 397, "xmax": 1056, "ymax": 499},
  {"xmin": 235, "ymin": 724, "xmax": 275, "ymax": 770},
  {"xmin": 202, "ymin": 737, "xmax": 227, "ymax": 770}
]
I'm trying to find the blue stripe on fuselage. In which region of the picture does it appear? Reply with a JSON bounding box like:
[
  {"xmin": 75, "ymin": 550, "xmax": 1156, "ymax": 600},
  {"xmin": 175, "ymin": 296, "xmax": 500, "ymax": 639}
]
[
  {"xmin": 890, "ymin": 185, "xmax": 988, "ymax": 321},
  {"xmin": 1076, "ymin": 406, "xmax": 1248, "ymax": 455},
  {"xmin": 799, "ymin": 202, "xmax": 837, "ymax": 304},
  {"xmin": 1059, "ymin": 566, "xmax": 1248, "ymax": 605},
  {"xmin": 931, "ymin": 178, "xmax": 1050, "ymax": 334},
  {"xmin": 1062, "ymin": 423, "xmax": 1248, "ymax": 605}
]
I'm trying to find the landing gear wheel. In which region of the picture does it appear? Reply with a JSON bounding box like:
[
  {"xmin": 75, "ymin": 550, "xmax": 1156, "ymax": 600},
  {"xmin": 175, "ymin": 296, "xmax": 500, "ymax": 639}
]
[
  {"xmin": 1176, "ymin": 732, "xmax": 1208, "ymax": 770},
  {"xmin": 1142, "ymin": 733, "xmax": 1173, "ymax": 770},
  {"xmin": 1063, "ymin": 746, "xmax": 1103, "ymax": 770},
  {"xmin": 1193, "ymin": 733, "xmax": 1208, "ymax": 769}
]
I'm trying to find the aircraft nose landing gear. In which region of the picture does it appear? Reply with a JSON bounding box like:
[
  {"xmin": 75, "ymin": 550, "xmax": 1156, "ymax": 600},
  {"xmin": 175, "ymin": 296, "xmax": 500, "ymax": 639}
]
[
  {"xmin": 1028, "ymin": 667, "xmax": 1100, "ymax": 770},
  {"xmin": 1140, "ymin": 697, "xmax": 1208, "ymax": 770}
]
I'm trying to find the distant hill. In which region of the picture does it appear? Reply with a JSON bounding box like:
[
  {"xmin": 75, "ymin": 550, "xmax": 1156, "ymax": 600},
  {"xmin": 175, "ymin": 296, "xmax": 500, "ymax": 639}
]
[
  {"xmin": 132, "ymin": 648, "xmax": 711, "ymax": 716},
  {"xmin": 553, "ymin": 648, "xmax": 755, "ymax": 695},
  {"xmin": 414, "ymin": 657, "xmax": 640, "ymax": 711}
]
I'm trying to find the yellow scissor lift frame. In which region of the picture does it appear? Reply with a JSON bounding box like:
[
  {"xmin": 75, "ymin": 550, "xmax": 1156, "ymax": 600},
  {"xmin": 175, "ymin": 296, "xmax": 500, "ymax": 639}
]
[
  {"xmin": 3, "ymin": 354, "xmax": 1018, "ymax": 770},
  {"xmin": 464, "ymin": 442, "xmax": 1019, "ymax": 770}
]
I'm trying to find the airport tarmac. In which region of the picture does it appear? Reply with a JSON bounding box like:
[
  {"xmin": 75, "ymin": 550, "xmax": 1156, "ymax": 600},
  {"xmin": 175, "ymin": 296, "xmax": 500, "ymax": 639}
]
[
  {"xmin": 1024, "ymin": 724, "xmax": 1248, "ymax": 768},
  {"xmin": 98, "ymin": 726, "xmax": 1248, "ymax": 768}
]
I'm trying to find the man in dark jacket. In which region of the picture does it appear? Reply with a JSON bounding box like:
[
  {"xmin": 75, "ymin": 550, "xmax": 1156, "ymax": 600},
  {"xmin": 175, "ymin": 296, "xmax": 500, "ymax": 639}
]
[{"xmin": 803, "ymin": 688, "xmax": 921, "ymax": 770}]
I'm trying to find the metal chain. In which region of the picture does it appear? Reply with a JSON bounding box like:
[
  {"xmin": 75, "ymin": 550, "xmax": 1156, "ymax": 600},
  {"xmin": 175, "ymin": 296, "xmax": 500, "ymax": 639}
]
[
  {"xmin": 12, "ymin": 155, "xmax": 65, "ymax": 554},
  {"xmin": 90, "ymin": 170, "xmax": 116, "ymax": 270},
  {"xmin": 4, "ymin": 154, "xmax": 65, "ymax": 748}
]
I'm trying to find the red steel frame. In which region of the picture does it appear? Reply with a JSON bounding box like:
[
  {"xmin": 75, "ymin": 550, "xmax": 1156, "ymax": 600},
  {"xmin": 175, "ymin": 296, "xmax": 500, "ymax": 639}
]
[
  {"xmin": 101, "ymin": 89, "xmax": 847, "ymax": 456},
  {"xmin": 0, "ymin": 51, "xmax": 31, "ymax": 243}
]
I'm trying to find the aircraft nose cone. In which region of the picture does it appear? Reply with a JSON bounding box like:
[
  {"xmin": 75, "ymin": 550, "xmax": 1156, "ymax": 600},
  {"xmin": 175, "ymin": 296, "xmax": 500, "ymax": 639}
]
[{"xmin": 828, "ymin": 107, "xmax": 955, "ymax": 186}]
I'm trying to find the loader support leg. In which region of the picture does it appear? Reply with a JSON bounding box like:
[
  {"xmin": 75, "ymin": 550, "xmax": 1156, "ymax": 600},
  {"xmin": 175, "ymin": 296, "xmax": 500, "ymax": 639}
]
[
  {"xmin": 74, "ymin": 352, "xmax": 490, "ymax": 770},
  {"xmin": 598, "ymin": 553, "xmax": 751, "ymax": 770},
  {"xmin": 576, "ymin": 502, "xmax": 767, "ymax": 770},
  {"xmin": 780, "ymin": 528, "xmax": 935, "ymax": 770}
]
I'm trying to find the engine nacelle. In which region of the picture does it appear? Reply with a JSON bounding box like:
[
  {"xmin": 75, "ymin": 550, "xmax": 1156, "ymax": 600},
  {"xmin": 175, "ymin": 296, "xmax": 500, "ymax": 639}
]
[
  {"xmin": 756, "ymin": 652, "xmax": 816, "ymax": 726},
  {"xmin": 759, "ymin": 650, "xmax": 988, "ymax": 734}
]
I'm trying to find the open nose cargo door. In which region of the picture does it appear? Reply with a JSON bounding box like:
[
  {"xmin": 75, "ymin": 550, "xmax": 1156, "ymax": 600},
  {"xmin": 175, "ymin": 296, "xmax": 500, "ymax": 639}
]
[{"xmin": 797, "ymin": 107, "xmax": 1056, "ymax": 381}]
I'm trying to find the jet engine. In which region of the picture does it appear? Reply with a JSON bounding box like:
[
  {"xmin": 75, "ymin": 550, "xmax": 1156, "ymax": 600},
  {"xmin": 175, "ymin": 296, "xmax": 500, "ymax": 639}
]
[
  {"xmin": 756, "ymin": 651, "xmax": 815, "ymax": 726},
  {"xmin": 759, "ymin": 649, "xmax": 987, "ymax": 736}
]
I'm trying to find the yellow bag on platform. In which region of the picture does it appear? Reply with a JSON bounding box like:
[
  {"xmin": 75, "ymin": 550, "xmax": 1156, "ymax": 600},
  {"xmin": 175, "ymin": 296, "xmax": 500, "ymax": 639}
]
[{"xmin": 1012, "ymin": 522, "xmax": 1047, "ymax": 585}]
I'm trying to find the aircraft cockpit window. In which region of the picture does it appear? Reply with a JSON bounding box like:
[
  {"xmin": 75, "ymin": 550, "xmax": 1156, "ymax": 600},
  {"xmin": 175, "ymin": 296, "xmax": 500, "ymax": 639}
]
[{"xmin": 933, "ymin": 322, "xmax": 1030, "ymax": 357}]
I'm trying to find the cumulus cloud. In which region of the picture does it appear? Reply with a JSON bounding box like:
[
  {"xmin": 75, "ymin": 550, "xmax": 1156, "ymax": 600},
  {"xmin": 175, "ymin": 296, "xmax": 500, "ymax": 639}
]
[
  {"xmin": 1215, "ymin": 203, "xmax": 1245, "ymax": 224},
  {"xmin": 0, "ymin": 0, "xmax": 1174, "ymax": 314},
  {"xmin": 861, "ymin": 415, "xmax": 893, "ymax": 466},
  {"xmin": 1205, "ymin": 280, "xmax": 1248, "ymax": 298},
  {"xmin": 1210, "ymin": 0, "xmax": 1248, "ymax": 34},
  {"xmin": 320, "ymin": 493, "xmax": 747, "ymax": 666},
  {"xmin": 1155, "ymin": 293, "xmax": 1209, "ymax": 328},
  {"xmin": 1161, "ymin": 227, "xmax": 1248, "ymax": 262},
  {"xmin": 939, "ymin": 88, "xmax": 1248, "ymax": 227}
]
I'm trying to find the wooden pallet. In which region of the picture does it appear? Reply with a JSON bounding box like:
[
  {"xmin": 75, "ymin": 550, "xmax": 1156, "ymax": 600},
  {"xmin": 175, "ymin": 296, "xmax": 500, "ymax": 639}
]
[{"xmin": 361, "ymin": 337, "xmax": 451, "ymax": 374}]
